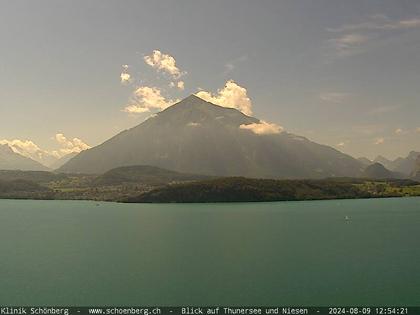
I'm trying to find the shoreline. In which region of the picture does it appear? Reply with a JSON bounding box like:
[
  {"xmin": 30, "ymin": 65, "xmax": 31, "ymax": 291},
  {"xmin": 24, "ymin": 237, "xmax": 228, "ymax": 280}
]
[{"xmin": 1, "ymin": 194, "xmax": 419, "ymax": 205}]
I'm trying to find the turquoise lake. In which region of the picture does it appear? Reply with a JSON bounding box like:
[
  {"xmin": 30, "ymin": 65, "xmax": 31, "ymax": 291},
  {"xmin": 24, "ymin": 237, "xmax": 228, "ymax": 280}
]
[{"xmin": 0, "ymin": 198, "xmax": 420, "ymax": 306}]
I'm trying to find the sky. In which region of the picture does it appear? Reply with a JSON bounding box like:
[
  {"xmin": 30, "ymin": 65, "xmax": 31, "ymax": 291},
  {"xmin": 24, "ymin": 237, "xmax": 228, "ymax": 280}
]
[{"xmin": 1, "ymin": 0, "xmax": 420, "ymax": 165}]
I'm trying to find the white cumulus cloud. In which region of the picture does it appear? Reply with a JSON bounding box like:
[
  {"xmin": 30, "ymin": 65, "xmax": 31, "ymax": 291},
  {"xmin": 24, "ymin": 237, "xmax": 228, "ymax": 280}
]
[
  {"xmin": 177, "ymin": 81, "xmax": 185, "ymax": 90},
  {"xmin": 53, "ymin": 133, "xmax": 91, "ymax": 157},
  {"xmin": 120, "ymin": 73, "xmax": 131, "ymax": 84},
  {"xmin": 120, "ymin": 65, "xmax": 131, "ymax": 85},
  {"xmin": 328, "ymin": 33, "xmax": 369, "ymax": 56},
  {"xmin": 169, "ymin": 81, "xmax": 185, "ymax": 90},
  {"xmin": 196, "ymin": 80, "xmax": 253, "ymax": 116},
  {"xmin": 124, "ymin": 86, "xmax": 178, "ymax": 114},
  {"xmin": 239, "ymin": 120, "xmax": 283, "ymax": 135},
  {"xmin": 144, "ymin": 50, "xmax": 183, "ymax": 78}
]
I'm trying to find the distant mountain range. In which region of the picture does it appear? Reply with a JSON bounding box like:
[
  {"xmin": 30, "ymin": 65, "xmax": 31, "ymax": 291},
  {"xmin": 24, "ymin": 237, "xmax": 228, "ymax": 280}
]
[
  {"xmin": 361, "ymin": 162, "xmax": 401, "ymax": 179},
  {"xmin": 373, "ymin": 151, "xmax": 420, "ymax": 175},
  {"xmin": 3, "ymin": 95, "xmax": 418, "ymax": 180},
  {"xmin": 0, "ymin": 144, "xmax": 80, "ymax": 171},
  {"xmin": 49, "ymin": 152, "xmax": 78, "ymax": 170},
  {"xmin": 411, "ymin": 156, "xmax": 420, "ymax": 181},
  {"xmin": 59, "ymin": 95, "xmax": 365, "ymax": 179},
  {"xmin": 0, "ymin": 144, "xmax": 49, "ymax": 171},
  {"xmin": 358, "ymin": 157, "xmax": 373, "ymax": 166}
]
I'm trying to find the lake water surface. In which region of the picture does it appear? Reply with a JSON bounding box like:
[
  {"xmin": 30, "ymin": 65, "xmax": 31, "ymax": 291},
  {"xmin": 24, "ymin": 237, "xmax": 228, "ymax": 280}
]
[{"xmin": 1, "ymin": 198, "xmax": 420, "ymax": 306}]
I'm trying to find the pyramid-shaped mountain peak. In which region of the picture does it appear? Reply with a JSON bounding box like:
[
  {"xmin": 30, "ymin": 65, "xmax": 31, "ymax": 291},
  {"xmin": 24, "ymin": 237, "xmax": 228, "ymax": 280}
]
[
  {"xmin": 167, "ymin": 94, "xmax": 237, "ymax": 112},
  {"xmin": 59, "ymin": 94, "xmax": 363, "ymax": 178},
  {"xmin": 156, "ymin": 95, "xmax": 258, "ymax": 127}
]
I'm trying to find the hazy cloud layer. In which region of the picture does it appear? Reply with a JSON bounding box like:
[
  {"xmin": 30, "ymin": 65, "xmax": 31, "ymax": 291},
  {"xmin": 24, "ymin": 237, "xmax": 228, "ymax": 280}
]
[
  {"xmin": 328, "ymin": 34, "xmax": 369, "ymax": 56},
  {"xmin": 196, "ymin": 80, "xmax": 253, "ymax": 116},
  {"xmin": 374, "ymin": 137, "xmax": 385, "ymax": 145},
  {"xmin": 239, "ymin": 120, "xmax": 283, "ymax": 135},
  {"xmin": 327, "ymin": 15, "xmax": 420, "ymax": 57},
  {"xmin": 319, "ymin": 92, "xmax": 350, "ymax": 104},
  {"xmin": 394, "ymin": 128, "xmax": 414, "ymax": 136},
  {"xmin": 328, "ymin": 15, "xmax": 420, "ymax": 33},
  {"xmin": 223, "ymin": 55, "xmax": 248, "ymax": 75},
  {"xmin": 368, "ymin": 105, "xmax": 402, "ymax": 115}
]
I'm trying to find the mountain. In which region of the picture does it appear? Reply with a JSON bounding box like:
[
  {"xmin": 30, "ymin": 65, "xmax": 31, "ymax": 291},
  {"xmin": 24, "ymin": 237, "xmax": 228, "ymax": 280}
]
[
  {"xmin": 361, "ymin": 163, "xmax": 397, "ymax": 179},
  {"xmin": 0, "ymin": 144, "xmax": 49, "ymax": 171},
  {"xmin": 393, "ymin": 151, "xmax": 420, "ymax": 175},
  {"xmin": 59, "ymin": 95, "xmax": 364, "ymax": 179},
  {"xmin": 50, "ymin": 152, "xmax": 78, "ymax": 170},
  {"xmin": 410, "ymin": 156, "xmax": 420, "ymax": 181},
  {"xmin": 93, "ymin": 165, "xmax": 210, "ymax": 186},
  {"xmin": 373, "ymin": 151, "xmax": 420, "ymax": 175},
  {"xmin": 373, "ymin": 155, "xmax": 393, "ymax": 170},
  {"xmin": 358, "ymin": 157, "xmax": 372, "ymax": 166}
]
